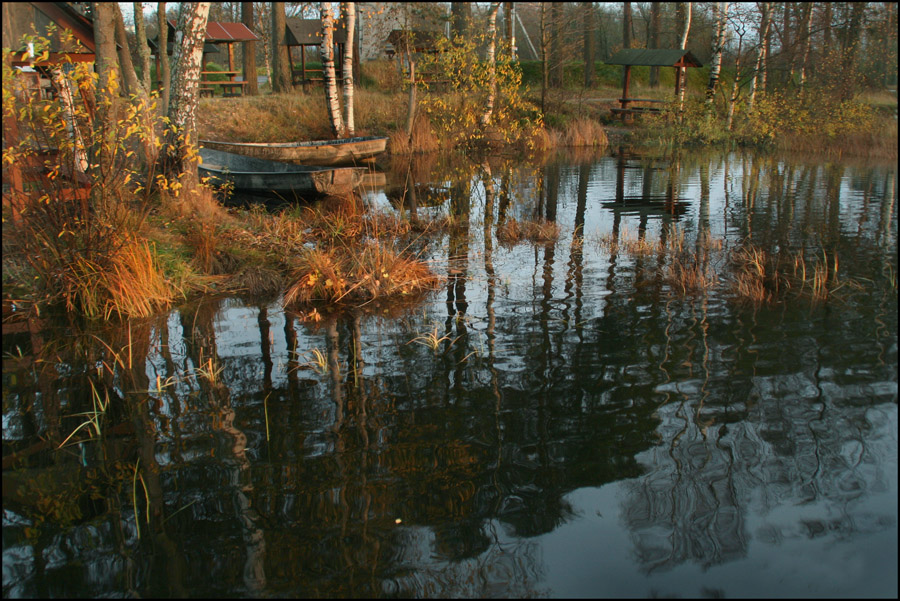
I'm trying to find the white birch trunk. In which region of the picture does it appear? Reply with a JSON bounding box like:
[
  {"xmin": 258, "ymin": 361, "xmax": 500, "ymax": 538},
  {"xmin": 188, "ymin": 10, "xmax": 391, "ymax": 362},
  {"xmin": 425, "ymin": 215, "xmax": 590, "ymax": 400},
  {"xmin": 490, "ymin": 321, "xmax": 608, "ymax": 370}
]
[
  {"xmin": 480, "ymin": 3, "xmax": 500, "ymax": 128},
  {"xmin": 341, "ymin": 2, "xmax": 355, "ymax": 137},
  {"xmin": 49, "ymin": 66, "xmax": 89, "ymax": 173},
  {"xmin": 705, "ymin": 2, "xmax": 728, "ymax": 103},
  {"xmin": 748, "ymin": 2, "xmax": 770, "ymax": 112},
  {"xmin": 167, "ymin": 2, "xmax": 211, "ymax": 183},
  {"xmin": 677, "ymin": 2, "xmax": 692, "ymax": 114},
  {"xmin": 321, "ymin": 3, "xmax": 344, "ymax": 137}
]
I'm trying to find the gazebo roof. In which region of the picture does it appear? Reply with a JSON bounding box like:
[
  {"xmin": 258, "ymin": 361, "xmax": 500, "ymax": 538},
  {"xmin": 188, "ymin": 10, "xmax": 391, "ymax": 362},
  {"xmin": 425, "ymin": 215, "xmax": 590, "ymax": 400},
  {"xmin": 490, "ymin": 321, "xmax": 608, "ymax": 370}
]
[
  {"xmin": 284, "ymin": 18, "xmax": 347, "ymax": 46},
  {"xmin": 164, "ymin": 19, "xmax": 259, "ymax": 43},
  {"xmin": 606, "ymin": 49, "xmax": 702, "ymax": 68}
]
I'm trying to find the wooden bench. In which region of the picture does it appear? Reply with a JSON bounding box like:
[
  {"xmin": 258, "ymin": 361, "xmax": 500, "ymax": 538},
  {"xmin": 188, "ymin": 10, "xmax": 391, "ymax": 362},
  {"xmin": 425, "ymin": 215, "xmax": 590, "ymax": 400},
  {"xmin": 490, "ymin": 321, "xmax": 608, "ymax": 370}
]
[{"xmin": 199, "ymin": 80, "xmax": 248, "ymax": 98}]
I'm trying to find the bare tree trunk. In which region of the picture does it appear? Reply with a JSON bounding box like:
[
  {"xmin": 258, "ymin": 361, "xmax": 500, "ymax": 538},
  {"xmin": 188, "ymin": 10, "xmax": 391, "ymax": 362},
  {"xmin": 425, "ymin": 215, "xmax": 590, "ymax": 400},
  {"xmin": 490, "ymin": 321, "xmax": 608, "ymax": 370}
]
[
  {"xmin": 113, "ymin": 3, "xmax": 144, "ymax": 98},
  {"xmin": 404, "ymin": 46, "xmax": 416, "ymax": 137},
  {"xmin": 158, "ymin": 2, "xmax": 171, "ymax": 113},
  {"xmin": 549, "ymin": 2, "xmax": 562, "ymax": 87},
  {"xmin": 242, "ymin": 2, "xmax": 259, "ymax": 95},
  {"xmin": 451, "ymin": 2, "xmax": 471, "ymax": 39},
  {"xmin": 706, "ymin": 2, "xmax": 728, "ymax": 103},
  {"xmin": 481, "ymin": 3, "xmax": 500, "ymax": 128},
  {"xmin": 255, "ymin": 3, "xmax": 272, "ymax": 87},
  {"xmin": 165, "ymin": 2, "xmax": 211, "ymax": 187},
  {"xmin": 649, "ymin": 2, "xmax": 660, "ymax": 87},
  {"xmin": 798, "ymin": 2, "xmax": 812, "ymax": 85},
  {"xmin": 623, "ymin": 2, "xmax": 633, "ymax": 49},
  {"xmin": 133, "ymin": 3, "xmax": 152, "ymax": 93},
  {"xmin": 271, "ymin": 2, "xmax": 291, "ymax": 93},
  {"xmin": 540, "ymin": 2, "xmax": 549, "ymax": 116},
  {"xmin": 583, "ymin": 2, "xmax": 595, "ymax": 89},
  {"xmin": 676, "ymin": 2, "xmax": 692, "ymax": 113},
  {"xmin": 321, "ymin": 4, "xmax": 344, "ymax": 137},
  {"xmin": 341, "ymin": 2, "xmax": 355, "ymax": 136},
  {"xmin": 727, "ymin": 33, "xmax": 744, "ymax": 129},
  {"xmin": 748, "ymin": 2, "xmax": 770, "ymax": 111},
  {"xmin": 93, "ymin": 2, "xmax": 119, "ymax": 100},
  {"xmin": 505, "ymin": 2, "xmax": 515, "ymax": 58}
]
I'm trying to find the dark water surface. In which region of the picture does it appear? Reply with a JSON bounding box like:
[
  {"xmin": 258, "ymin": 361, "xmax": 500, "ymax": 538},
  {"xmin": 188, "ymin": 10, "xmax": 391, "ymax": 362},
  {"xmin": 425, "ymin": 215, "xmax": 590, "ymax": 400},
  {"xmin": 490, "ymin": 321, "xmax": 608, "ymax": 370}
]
[{"xmin": 3, "ymin": 148, "xmax": 897, "ymax": 598}]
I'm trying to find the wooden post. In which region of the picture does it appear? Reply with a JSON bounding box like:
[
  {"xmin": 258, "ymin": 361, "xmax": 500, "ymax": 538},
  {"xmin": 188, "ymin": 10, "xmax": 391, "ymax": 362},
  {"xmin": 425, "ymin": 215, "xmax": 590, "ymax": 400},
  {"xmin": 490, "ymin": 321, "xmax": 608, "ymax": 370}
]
[
  {"xmin": 288, "ymin": 45, "xmax": 294, "ymax": 82},
  {"xmin": 227, "ymin": 42, "xmax": 235, "ymax": 78},
  {"xmin": 622, "ymin": 65, "xmax": 632, "ymax": 108},
  {"xmin": 301, "ymin": 45, "xmax": 306, "ymax": 86}
]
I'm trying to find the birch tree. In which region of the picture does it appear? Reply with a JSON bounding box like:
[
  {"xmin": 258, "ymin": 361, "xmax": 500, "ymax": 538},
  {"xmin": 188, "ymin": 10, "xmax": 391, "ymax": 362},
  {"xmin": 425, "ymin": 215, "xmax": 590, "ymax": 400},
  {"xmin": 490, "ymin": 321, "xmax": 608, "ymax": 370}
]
[
  {"xmin": 158, "ymin": 2, "xmax": 171, "ymax": 113},
  {"xmin": 748, "ymin": 2, "xmax": 770, "ymax": 111},
  {"xmin": 341, "ymin": 2, "xmax": 355, "ymax": 136},
  {"xmin": 798, "ymin": 2, "xmax": 813, "ymax": 85},
  {"xmin": 706, "ymin": 2, "xmax": 728, "ymax": 103},
  {"xmin": 321, "ymin": 3, "xmax": 344, "ymax": 137},
  {"xmin": 133, "ymin": 3, "xmax": 153, "ymax": 92},
  {"xmin": 480, "ymin": 3, "xmax": 500, "ymax": 128},
  {"xmin": 165, "ymin": 2, "xmax": 211, "ymax": 186},
  {"xmin": 676, "ymin": 2, "xmax": 692, "ymax": 113}
]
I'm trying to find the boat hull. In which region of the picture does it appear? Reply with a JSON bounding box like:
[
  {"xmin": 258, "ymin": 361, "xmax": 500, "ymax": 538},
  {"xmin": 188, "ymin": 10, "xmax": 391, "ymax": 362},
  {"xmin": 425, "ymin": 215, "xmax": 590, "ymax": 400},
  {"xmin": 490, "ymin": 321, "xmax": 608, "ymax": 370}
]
[
  {"xmin": 198, "ymin": 148, "xmax": 364, "ymax": 196},
  {"xmin": 198, "ymin": 136, "xmax": 389, "ymax": 166}
]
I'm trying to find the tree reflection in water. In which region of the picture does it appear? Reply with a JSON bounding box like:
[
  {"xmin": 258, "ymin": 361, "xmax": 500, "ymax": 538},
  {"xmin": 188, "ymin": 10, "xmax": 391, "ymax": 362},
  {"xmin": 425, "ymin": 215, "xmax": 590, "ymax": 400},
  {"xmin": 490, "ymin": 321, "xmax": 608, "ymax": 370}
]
[{"xmin": 2, "ymin": 148, "xmax": 896, "ymax": 598}]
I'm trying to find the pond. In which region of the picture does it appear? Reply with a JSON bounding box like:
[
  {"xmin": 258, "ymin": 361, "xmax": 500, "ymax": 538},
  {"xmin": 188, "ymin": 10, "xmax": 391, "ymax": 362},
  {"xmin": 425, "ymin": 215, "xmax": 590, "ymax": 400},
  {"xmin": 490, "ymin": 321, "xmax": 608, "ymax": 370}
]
[{"xmin": 3, "ymin": 146, "xmax": 897, "ymax": 598}]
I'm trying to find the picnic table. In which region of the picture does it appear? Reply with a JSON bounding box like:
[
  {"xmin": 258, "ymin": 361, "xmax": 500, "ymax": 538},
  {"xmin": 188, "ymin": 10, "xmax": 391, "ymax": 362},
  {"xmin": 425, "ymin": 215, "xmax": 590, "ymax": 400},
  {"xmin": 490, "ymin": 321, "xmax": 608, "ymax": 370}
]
[
  {"xmin": 610, "ymin": 98, "xmax": 669, "ymax": 122},
  {"xmin": 199, "ymin": 71, "xmax": 247, "ymax": 97}
]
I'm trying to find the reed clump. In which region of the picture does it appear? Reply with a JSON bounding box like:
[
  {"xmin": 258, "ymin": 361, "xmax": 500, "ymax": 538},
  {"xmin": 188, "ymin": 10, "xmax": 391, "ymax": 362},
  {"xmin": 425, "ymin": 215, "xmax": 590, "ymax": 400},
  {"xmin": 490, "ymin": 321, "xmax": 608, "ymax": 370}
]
[
  {"xmin": 496, "ymin": 217, "xmax": 561, "ymax": 246},
  {"xmin": 283, "ymin": 243, "xmax": 439, "ymax": 306}
]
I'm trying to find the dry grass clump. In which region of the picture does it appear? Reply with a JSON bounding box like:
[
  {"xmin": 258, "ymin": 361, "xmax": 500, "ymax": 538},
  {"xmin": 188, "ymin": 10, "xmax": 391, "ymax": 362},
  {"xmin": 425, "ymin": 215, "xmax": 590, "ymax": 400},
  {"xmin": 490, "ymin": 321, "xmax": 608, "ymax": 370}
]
[
  {"xmin": 557, "ymin": 118, "xmax": 609, "ymax": 147},
  {"xmin": 62, "ymin": 239, "xmax": 176, "ymax": 319},
  {"xmin": 388, "ymin": 112, "xmax": 440, "ymax": 155},
  {"xmin": 729, "ymin": 245, "xmax": 858, "ymax": 304},
  {"xmin": 664, "ymin": 255, "xmax": 719, "ymax": 295},
  {"xmin": 496, "ymin": 217, "xmax": 561, "ymax": 246},
  {"xmin": 283, "ymin": 243, "xmax": 440, "ymax": 306},
  {"xmin": 159, "ymin": 185, "xmax": 233, "ymax": 226}
]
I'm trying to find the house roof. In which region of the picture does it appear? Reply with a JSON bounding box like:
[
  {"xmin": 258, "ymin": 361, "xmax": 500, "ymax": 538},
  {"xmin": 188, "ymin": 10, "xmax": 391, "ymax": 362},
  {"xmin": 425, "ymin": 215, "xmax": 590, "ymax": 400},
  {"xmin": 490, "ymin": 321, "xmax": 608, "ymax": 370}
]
[
  {"xmin": 605, "ymin": 49, "xmax": 703, "ymax": 68},
  {"xmin": 3, "ymin": 2, "xmax": 97, "ymax": 64},
  {"xmin": 284, "ymin": 18, "xmax": 347, "ymax": 46}
]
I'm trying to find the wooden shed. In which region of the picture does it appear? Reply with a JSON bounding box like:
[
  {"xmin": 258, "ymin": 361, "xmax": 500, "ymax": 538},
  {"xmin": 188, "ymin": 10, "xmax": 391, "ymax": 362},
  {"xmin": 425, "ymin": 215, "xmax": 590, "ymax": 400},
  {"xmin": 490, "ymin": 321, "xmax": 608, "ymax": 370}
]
[{"xmin": 605, "ymin": 48, "xmax": 703, "ymax": 116}]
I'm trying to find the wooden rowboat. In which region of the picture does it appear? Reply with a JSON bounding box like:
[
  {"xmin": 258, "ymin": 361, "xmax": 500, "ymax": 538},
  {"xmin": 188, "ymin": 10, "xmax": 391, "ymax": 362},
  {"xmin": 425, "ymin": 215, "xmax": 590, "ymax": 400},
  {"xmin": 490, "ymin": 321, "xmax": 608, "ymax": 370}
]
[
  {"xmin": 198, "ymin": 136, "xmax": 389, "ymax": 166},
  {"xmin": 198, "ymin": 148, "xmax": 365, "ymax": 196}
]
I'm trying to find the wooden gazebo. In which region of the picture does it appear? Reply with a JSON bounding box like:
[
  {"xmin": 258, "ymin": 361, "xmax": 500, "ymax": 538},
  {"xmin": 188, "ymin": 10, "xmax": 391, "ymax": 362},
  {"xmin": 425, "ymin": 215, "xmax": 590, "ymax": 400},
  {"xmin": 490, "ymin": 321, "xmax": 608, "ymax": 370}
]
[
  {"xmin": 152, "ymin": 20, "xmax": 259, "ymax": 96},
  {"xmin": 605, "ymin": 49, "xmax": 703, "ymax": 118},
  {"xmin": 284, "ymin": 17, "xmax": 349, "ymax": 87}
]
